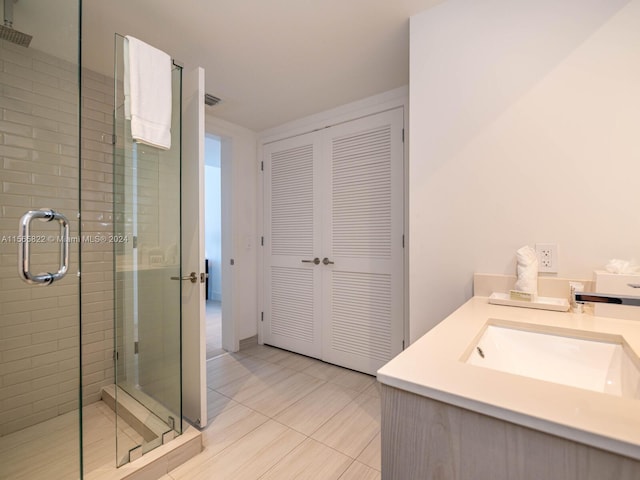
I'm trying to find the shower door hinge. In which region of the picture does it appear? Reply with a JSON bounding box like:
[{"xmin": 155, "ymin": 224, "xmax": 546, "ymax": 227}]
[
  {"xmin": 260, "ymin": 161, "xmax": 264, "ymax": 171},
  {"xmin": 132, "ymin": 236, "xmax": 138, "ymax": 249},
  {"xmin": 402, "ymin": 128, "xmax": 404, "ymax": 143},
  {"xmin": 402, "ymin": 340, "xmax": 405, "ymax": 350},
  {"xmin": 113, "ymin": 350, "xmax": 119, "ymax": 360},
  {"xmin": 134, "ymin": 341, "xmax": 139, "ymax": 354},
  {"xmin": 261, "ymin": 236, "xmax": 264, "ymax": 246},
  {"xmin": 261, "ymin": 311, "xmax": 264, "ymax": 322},
  {"xmin": 402, "ymin": 234, "xmax": 405, "ymax": 248}
]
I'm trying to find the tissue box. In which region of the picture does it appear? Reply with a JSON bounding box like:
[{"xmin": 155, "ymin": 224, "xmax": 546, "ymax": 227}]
[{"xmin": 594, "ymin": 271, "xmax": 640, "ymax": 321}]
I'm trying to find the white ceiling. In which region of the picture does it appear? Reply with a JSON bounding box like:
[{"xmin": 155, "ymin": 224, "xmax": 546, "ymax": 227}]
[{"xmin": 78, "ymin": 0, "xmax": 443, "ymax": 131}]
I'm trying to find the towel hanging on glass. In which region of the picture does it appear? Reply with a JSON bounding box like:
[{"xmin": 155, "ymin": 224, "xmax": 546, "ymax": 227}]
[{"xmin": 124, "ymin": 35, "xmax": 172, "ymax": 150}]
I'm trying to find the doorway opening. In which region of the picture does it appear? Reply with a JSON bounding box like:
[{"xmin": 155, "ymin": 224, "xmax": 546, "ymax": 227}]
[{"xmin": 205, "ymin": 134, "xmax": 224, "ymax": 358}]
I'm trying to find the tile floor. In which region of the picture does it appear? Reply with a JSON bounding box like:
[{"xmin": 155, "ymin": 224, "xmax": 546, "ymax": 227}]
[
  {"xmin": 0, "ymin": 401, "xmax": 143, "ymax": 480},
  {"xmin": 0, "ymin": 344, "xmax": 381, "ymax": 480},
  {"xmin": 165, "ymin": 344, "xmax": 381, "ymax": 480}
]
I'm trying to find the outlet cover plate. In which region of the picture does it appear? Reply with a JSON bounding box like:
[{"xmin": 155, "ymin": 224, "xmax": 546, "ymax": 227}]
[{"xmin": 535, "ymin": 243, "xmax": 558, "ymax": 273}]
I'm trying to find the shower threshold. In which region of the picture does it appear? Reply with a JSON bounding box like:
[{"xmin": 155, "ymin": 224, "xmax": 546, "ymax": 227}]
[
  {"xmin": 91, "ymin": 384, "xmax": 202, "ymax": 479},
  {"xmin": 101, "ymin": 384, "xmax": 178, "ymax": 465}
]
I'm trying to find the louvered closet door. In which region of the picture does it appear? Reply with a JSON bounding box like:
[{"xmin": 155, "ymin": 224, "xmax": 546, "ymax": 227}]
[
  {"xmin": 321, "ymin": 108, "xmax": 404, "ymax": 375},
  {"xmin": 263, "ymin": 132, "xmax": 323, "ymax": 358}
]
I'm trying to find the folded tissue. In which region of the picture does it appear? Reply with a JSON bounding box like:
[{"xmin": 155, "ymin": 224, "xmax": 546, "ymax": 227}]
[
  {"xmin": 605, "ymin": 259, "xmax": 640, "ymax": 275},
  {"xmin": 512, "ymin": 245, "xmax": 538, "ymax": 300}
]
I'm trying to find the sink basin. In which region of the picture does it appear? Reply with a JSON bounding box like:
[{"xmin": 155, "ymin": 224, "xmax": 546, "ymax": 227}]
[{"xmin": 465, "ymin": 322, "xmax": 640, "ymax": 399}]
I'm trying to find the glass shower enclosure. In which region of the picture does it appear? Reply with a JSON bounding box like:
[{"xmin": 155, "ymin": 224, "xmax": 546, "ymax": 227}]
[{"xmin": 0, "ymin": 2, "xmax": 183, "ymax": 478}]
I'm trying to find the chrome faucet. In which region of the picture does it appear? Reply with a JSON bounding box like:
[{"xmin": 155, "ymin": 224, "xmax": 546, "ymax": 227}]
[{"xmin": 573, "ymin": 291, "xmax": 640, "ymax": 307}]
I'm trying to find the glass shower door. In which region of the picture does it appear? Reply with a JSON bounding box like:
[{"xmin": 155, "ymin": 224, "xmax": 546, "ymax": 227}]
[
  {"xmin": 0, "ymin": 1, "xmax": 82, "ymax": 478},
  {"xmin": 113, "ymin": 33, "xmax": 182, "ymax": 466}
]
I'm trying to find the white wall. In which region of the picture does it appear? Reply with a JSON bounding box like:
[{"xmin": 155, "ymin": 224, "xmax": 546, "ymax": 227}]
[
  {"xmin": 204, "ymin": 135, "xmax": 222, "ymax": 301},
  {"xmin": 204, "ymin": 164, "xmax": 222, "ymax": 300},
  {"xmin": 409, "ymin": 0, "xmax": 640, "ymax": 341},
  {"xmin": 205, "ymin": 114, "xmax": 258, "ymax": 347}
]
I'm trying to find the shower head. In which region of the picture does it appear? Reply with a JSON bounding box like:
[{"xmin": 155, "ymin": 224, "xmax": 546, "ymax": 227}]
[
  {"xmin": 1, "ymin": 0, "xmax": 32, "ymax": 47},
  {"xmin": 0, "ymin": 24, "xmax": 32, "ymax": 47}
]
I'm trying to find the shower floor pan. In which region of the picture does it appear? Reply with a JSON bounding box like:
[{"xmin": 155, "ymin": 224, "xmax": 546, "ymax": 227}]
[{"xmin": 0, "ymin": 389, "xmax": 201, "ymax": 480}]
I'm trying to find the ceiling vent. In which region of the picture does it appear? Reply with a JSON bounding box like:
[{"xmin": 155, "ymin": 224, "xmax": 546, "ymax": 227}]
[{"xmin": 204, "ymin": 93, "xmax": 221, "ymax": 107}]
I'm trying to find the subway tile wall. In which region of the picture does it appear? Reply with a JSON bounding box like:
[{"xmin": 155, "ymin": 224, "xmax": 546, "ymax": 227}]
[
  {"xmin": 0, "ymin": 40, "xmax": 115, "ymax": 435},
  {"xmin": 79, "ymin": 65, "xmax": 116, "ymax": 407}
]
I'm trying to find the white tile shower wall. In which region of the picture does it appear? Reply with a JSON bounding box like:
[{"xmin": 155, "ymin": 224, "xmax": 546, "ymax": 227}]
[
  {"xmin": 0, "ymin": 40, "xmax": 115, "ymax": 435},
  {"xmin": 0, "ymin": 40, "xmax": 81, "ymax": 436},
  {"xmin": 79, "ymin": 66, "xmax": 116, "ymax": 406}
]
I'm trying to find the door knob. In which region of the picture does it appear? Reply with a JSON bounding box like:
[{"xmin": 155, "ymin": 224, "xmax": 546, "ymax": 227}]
[
  {"xmin": 170, "ymin": 272, "xmax": 198, "ymax": 283},
  {"xmin": 301, "ymin": 258, "xmax": 320, "ymax": 265},
  {"xmin": 322, "ymin": 257, "xmax": 334, "ymax": 265}
]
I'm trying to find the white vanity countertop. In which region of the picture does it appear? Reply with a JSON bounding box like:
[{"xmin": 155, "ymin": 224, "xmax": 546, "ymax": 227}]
[{"xmin": 377, "ymin": 296, "xmax": 640, "ymax": 460}]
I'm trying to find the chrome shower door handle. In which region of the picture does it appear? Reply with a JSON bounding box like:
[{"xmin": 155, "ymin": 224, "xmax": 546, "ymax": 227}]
[
  {"xmin": 18, "ymin": 209, "xmax": 69, "ymax": 285},
  {"xmin": 322, "ymin": 257, "xmax": 334, "ymax": 265}
]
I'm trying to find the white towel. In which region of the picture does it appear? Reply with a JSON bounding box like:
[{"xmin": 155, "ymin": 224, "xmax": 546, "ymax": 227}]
[
  {"xmin": 514, "ymin": 245, "xmax": 538, "ymax": 294},
  {"xmin": 124, "ymin": 36, "xmax": 172, "ymax": 150}
]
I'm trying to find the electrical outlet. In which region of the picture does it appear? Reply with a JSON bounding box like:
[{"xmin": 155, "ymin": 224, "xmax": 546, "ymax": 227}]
[{"xmin": 535, "ymin": 243, "xmax": 558, "ymax": 273}]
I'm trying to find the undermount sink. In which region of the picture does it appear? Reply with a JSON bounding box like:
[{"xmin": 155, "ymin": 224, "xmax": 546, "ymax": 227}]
[{"xmin": 465, "ymin": 321, "xmax": 640, "ymax": 399}]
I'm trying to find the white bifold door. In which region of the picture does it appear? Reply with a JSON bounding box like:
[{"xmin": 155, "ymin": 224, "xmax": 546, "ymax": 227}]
[{"xmin": 263, "ymin": 108, "xmax": 404, "ymax": 375}]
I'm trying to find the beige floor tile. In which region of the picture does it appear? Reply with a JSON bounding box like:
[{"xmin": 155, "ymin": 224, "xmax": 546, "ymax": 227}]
[
  {"xmin": 259, "ymin": 438, "xmax": 352, "ymax": 480},
  {"xmin": 206, "ymin": 353, "xmax": 266, "ymax": 390},
  {"xmin": 206, "ymin": 388, "xmax": 240, "ymax": 418},
  {"xmin": 361, "ymin": 380, "xmax": 381, "ymax": 399},
  {"xmin": 329, "ymin": 368, "xmax": 376, "ymax": 393},
  {"xmin": 0, "ymin": 401, "xmax": 147, "ymax": 480},
  {"xmin": 252, "ymin": 346, "xmax": 302, "ymax": 365},
  {"xmin": 214, "ymin": 363, "xmax": 296, "ymax": 404},
  {"xmin": 201, "ymin": 403, "xmax": 269, "ymax": 455},
  {"xmin": 274, "ymin": 382, "xmax": 361, "ymax": 436},
  {"xmin": 1, "ymin": 432, "xmax": 81, "ymax": 480},
  {"xmin": 240, "ymin": 371, "xmax": 324, "ymax": 418},
  {"xmin": 338, "ymin": 461, "xmax": 381, "ymax": 480},
  {"xmin": 311, "ymin": 393, "xmax": 380, "ymax": 458},
  {"xmin": 302, "ymin": 360, "xmax": 348, "ymax": 382},
  {"xmin": 241, "ymin": 344, "xmax": 287, "ymax": 362},
  {"xmin": 170, "ymin": 420, "xmax": 305, "ymax": 480},
  {"xmin": 357, "ymin": 432, "xmax": 381, "ymax": 471},
  {"xmin": 272, "ymin": 351, "xmax": 321, "ymax": 372}
]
